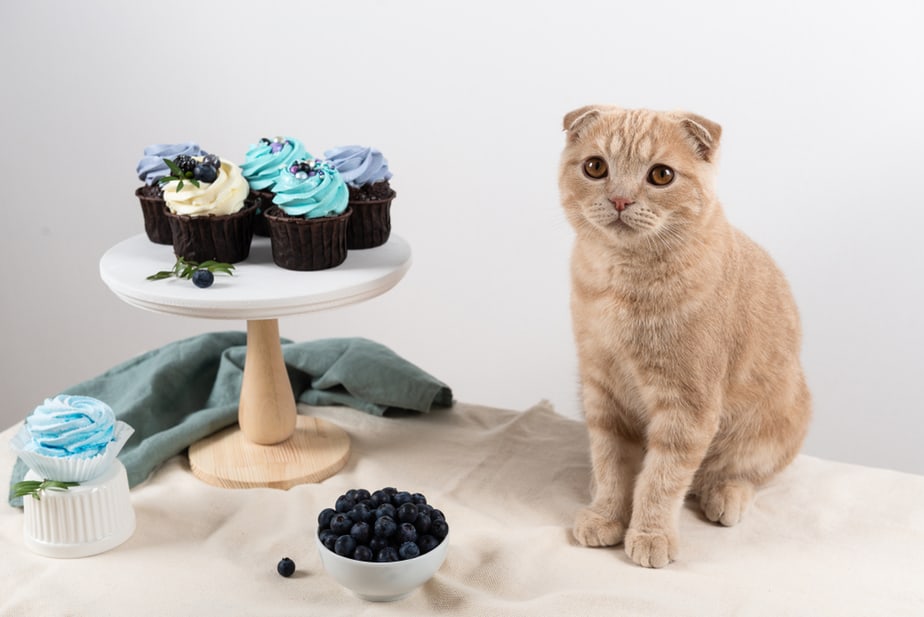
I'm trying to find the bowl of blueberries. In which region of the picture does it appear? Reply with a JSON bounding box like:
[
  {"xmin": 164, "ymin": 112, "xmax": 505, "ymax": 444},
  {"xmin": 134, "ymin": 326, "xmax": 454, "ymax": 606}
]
[{"xmin": 316, "ymin": 487, "xmax": 450, "ymax": 602}]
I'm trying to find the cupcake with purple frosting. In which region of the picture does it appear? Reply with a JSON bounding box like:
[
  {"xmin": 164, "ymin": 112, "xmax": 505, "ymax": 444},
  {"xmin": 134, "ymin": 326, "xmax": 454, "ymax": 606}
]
[
  {"xmin": 241, "ymin": 136, "xmax": 310, "ymax": 236},
  {"xmin": 136, "ymin": 142, "xmax": 208, "ymax": 244},
  {"xmin": 324, "ymin": 145, "xmax": 396, "ymax": 249},
  {"xmin": 264, "ymin": 159, "xmax": 352, "ymax": 270}
]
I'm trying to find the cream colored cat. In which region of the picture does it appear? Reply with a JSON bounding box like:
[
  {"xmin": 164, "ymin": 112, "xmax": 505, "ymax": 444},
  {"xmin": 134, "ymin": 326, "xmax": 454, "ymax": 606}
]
[{"xmin": 559, "ymin": 105, "xmax": 811, "ymax": 568}]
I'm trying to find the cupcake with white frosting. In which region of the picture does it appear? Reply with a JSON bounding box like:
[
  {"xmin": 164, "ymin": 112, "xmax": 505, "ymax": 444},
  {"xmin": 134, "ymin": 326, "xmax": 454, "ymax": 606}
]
[
  {"xmin": 162, "ymin": 155, "xmax": 254, "ymax": 263},
  {"xmin": 135, "ymin": 142, "xmax": 208, "ymax": 244}
]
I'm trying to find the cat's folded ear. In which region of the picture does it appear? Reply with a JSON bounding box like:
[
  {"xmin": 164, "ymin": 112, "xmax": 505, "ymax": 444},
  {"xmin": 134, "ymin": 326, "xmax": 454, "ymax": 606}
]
[
  {"xmin": 674, "ymin": 112, "xmax": 722, "ymax": 162},
  {"xmin": 563, "ymin": 105, "xmax": 612, "ymax": 142}
]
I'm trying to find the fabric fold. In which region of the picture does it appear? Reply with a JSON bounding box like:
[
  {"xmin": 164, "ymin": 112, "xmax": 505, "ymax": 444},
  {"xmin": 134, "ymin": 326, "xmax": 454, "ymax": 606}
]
[{"xmin": 9, "ymin": 332, "xmax": 452, "ymax": 506}]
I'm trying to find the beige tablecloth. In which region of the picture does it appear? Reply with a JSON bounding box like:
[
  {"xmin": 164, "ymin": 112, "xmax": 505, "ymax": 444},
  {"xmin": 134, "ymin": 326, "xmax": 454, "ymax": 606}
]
[{"xmin": 2, "ymin": 401, "xmax": 923, "ymax": 616}]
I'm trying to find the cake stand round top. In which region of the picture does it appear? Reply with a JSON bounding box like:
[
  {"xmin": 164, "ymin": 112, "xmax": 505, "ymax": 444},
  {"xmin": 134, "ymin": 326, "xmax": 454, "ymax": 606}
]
[{"xmin": 99, "ymin": 234, "xmax": 412, "ymax": 320}]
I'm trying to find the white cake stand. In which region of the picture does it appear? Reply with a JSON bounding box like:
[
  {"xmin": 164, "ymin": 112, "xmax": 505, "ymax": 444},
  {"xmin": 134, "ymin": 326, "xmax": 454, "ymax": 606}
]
[{"xmin": 99, "ymin": 233, "xmax": 411, "ymax": 489}]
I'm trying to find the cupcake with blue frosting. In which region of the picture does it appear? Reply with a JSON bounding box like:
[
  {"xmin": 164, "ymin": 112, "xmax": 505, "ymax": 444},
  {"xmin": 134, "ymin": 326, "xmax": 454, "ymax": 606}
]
[
  {"xmin": 264, "ymin": 159, "xmax": 352, "ymax": 270},
  {"xmin": 324, "ymin": 145, "xmax": 396, "ymax": 249},
  {"xmin": 241, "ymin": 136, "xmax": 310, "ymax": 236},
  {"xmin": 136, "ymin": 142, "xmax": 208, "ymax": 244},
  {"xmin": 11, "ymin": 395, "xmax": 134, "ymax": 483}
]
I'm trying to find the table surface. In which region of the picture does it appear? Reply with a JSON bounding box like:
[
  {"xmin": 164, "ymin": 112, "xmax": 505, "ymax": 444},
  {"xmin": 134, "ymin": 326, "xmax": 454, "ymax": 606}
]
[
  {"xmin": 99, "ymin": 234, "xmax": 412, "ymax": 320},
  {"xmin": 3, "ymin": 401, "xmax": 923, "ymax": 617}
]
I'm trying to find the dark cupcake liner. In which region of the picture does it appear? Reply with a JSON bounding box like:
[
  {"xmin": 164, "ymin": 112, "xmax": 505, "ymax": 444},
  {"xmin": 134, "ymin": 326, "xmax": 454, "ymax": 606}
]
[
  {"xmin": 346, "ymin": 190, "xmax": 396, "ymax": 249},
  {"xmin": 264, "ymin": 206, "xmax": 352, "ymax": 271},
  {"xmin": 165, "ymin": 203, "xmax": 256, "ymax": 264},
  {"xmin": 135, "ymin": 185, "xmax": 173, "ymax": 245},
  {"xmin": 244, "ymin": 188, "xmax": 275, "ymax": 237}
]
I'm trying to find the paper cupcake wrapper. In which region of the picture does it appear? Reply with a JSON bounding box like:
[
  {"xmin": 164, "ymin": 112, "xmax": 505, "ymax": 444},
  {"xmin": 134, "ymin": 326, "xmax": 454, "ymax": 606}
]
[
  {"xmin": 346, "ymin": 193, "xmax": 394, "ymax": 249},
  {"xmin": 10, "ymin": 421, "xmax": 135, "ymax": 483},
  {"xmin": 135, "ymin": 186, "xmax": 173, "ymax": 244}
]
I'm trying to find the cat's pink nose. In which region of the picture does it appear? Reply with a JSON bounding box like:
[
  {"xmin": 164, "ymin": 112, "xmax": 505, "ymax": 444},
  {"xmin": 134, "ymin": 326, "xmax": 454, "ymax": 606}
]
[{"xmin": 610, "ymin": 197, "xmax": 635, "ymax": 212}]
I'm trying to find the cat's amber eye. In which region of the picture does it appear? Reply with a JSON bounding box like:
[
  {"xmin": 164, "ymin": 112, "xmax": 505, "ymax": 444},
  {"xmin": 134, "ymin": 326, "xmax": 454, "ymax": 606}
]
[
  {"xmin": 582, "ymin": 157, "xmax": 608, "ymax": 179},
  {"xmin": 647, "ymin": 164, "xmax": 674, "ymax": 186}
]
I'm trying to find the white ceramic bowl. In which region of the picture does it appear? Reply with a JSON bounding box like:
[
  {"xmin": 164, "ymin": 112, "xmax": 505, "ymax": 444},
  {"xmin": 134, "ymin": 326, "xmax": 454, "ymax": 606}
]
[{"xmin": 315, "ymin": 532, "xmax": 449, "ymax": 601}]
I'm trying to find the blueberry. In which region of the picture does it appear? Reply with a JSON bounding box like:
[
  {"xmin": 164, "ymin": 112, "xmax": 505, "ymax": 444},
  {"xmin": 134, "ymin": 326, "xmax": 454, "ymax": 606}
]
[
  {"xmin": 350, "ymin": 521, "xmax": 372, "ymax": 544},
  {"xmin": 398, "ymin": 522, "xmax": 418, "ymax": 544},
  {"xmin": 202, "ymin": 153, "xmax": 221, "ymax": 169},
  {"xmin": 376, "ymin": 546, "xmax": 399, "ymax": 562},
  {"xmin": 382, "ymin": 487, "xmax": 398, "ymax": 498},
  {"xmin": 370, "ymin": 490, "xmax": 390, "ymax": 506},
  {"xmin": 319, "ymin": 529, "xmax": 337, "ymax": 551},
  {"xmin": 330, "ymin": 512, "xmax": 353, "ymax": 535},
  {"xmin": 414, "ymin": 512, "xmax": 432, "ymax": 535},
  {"xmin": 353, "ymin": 545, "xmax": 374, "ymax": 561},
  {"xmin": 375, "ymin": 503, "xmax": 396, "ymax": 520},
  {"xmin": 411, "ymin": 493, "xmax": 428, "ymax": 505},
  {"xmin": 354, "ymin": 489, "xmax": 371, "ymax": 502},
  {"xmin": 430, "ymin": 518, "xmax": 449, "ymax": 541},
  {"xmin": 397, "ymin": 502, "xmax": 418, "ymax": 523},
  {"xmin": 191, "ymin": 269, "xmax": 214, "ymax": 288},
  {"xmin": 430, "ymin": 509, "xmax": 446, "ymax": 522},
  {"xmin": 369, "ymin": 536, "xmax": 388, "ymax": 553},
  {"xmin": 417, "ymin": 535, "xmax": 440, "ymax": 554},
  {"xmin": 277, "ymin": 557, "xmax": 295, "ymax": 577},
  {"xmin": 373, "ymin": 515, "xmax": 397, "ymax": 538},
  {"xmin": 335, "ymin": 494, "xmax": 355, "ymax": 513},
  {"xmin": 348, "ymin": 504, "xmax": 374, "ymax": 524},
  {"xmin": 398, "ymin": 541, "xmax": 421, "ymax": 560},
  {"xmin": 334, "ymin": 535, "xmax": 357, "ymax": 557},
  {"xmin": 194, "ymin": 163, "xmax": 218, "ymax": 183},
  {"xmin": 317, "ymin": 507, "xmax": 336, "ymax": 529},
  {"xmin": 393, "ymin": 491, "xmax": 413, "ymax": 506}
]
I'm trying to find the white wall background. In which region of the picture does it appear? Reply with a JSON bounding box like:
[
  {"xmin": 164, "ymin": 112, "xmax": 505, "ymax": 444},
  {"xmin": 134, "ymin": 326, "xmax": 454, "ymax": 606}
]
[{"xmin": 1, "ymin": 1, "xmax": 921, "ymax": 474}]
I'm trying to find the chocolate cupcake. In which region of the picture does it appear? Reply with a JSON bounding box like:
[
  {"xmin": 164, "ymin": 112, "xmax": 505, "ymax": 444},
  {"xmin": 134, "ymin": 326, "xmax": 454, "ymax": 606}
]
[
  {"xmin": 324, "ymin": 145, "xmax": 396, "ymax": 249},
  {"xmin": 135, "ymin": 142, "xmax": 207, "ymax": 244},
  {"xmin": 161, "ymin": 156, "xmax": 254, "ymax": 263},
  {"xmin": 241, "ymin": 136, "xmax": 310, "ymax": 236},
  {"xmin": 264, "ymin": 159, "xmax": 351, "ymax": 270}
]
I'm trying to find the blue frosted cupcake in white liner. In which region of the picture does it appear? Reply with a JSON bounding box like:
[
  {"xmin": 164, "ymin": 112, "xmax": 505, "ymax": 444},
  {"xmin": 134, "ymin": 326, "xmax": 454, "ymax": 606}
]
[
  {"xmin": 11, "ymin": 395, "xmax": 136, "ymax": 558},
  {"xmin": 10, "ymin": 395, "xmax": 134, "ymax": 483}
]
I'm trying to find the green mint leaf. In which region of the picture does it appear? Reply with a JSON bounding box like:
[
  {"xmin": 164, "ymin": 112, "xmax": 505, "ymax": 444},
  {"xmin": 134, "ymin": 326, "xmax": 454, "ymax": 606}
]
[
  {"xmin": 13, "ymin": 479, "xmax": 79, "ymax": 501},
  {"xmin": 164, "ymin": 158, "xmax": 183, "ymax": 176},
  {"xmin": 146, "ymin": 271, "xmax": 175, "ymax": 281}
]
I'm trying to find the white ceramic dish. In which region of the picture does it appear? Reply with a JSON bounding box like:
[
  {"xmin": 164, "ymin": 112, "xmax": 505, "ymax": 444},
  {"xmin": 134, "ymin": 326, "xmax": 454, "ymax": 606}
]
[
  {"xmin": 315, "ymin": 532, "xmax": 449, "ymax": 601},
  {"xmin": 22, "ymin": 459, "xmax": 135, "ymax": 558}
]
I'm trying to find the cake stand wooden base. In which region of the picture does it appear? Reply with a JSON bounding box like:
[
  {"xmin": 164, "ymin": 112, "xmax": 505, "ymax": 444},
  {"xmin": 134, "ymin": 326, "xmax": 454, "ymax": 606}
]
[
  {"xmin": 188, "ymin": 318, "xmax": 351, "ymax": 489},
  {"xmin": 189, "ymin": 415, "xmax": 351, "ymax": 490}
]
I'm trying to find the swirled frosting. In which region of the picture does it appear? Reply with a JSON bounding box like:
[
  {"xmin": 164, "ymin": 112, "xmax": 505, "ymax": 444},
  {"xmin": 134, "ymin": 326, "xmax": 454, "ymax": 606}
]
[
  {"xmin": 137, "ymin": 142, "xmax": 207, "ymax": 185},
  {"xmin": 323, "ymin": 145, "xmax": 392, "ymax": 187},
  {"xmin": 272, "ymin": 160, "xmax": 349, "ymax": 218},
  {"xmin": 241, "ymin": 137, "xmax": 310, "ymax": 191},
  {"xmin": 24, "ymin": 395, "xmax": 116, "ymax": 458},
  {"xmin": 163, "ymin": 159, "xmax": 250, "ymax": 217}
]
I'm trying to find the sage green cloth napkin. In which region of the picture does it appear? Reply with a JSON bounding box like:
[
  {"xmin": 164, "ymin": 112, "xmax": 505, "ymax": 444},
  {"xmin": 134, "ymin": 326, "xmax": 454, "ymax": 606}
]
[{"xmin": 8, "ymin": 332, "xmax": 453, "ymax": 506}]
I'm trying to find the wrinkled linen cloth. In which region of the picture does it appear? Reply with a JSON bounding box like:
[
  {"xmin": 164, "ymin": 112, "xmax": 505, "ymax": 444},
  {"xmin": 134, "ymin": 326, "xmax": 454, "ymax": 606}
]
[
  {"xmin": 8, "ymin": 332, "xmax": 453, "ymax": 503},
  {"xmin": 1, "ymin": 401, "xmax": 922, "ymax": 617}
]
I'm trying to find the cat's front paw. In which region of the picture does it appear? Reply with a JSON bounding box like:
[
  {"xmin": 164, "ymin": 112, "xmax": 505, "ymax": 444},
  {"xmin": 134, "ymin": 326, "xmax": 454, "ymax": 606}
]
[
  {"xmin": 573, "ymin": 507, "xmax": 626, "ymax": 547},
  {"xmin": 624, "ymin": 527, "xmax": 678, "ymax": 568},
  {"xmin": 699, "ymin": 481, "xmax": 754, "ymax": 527}
]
